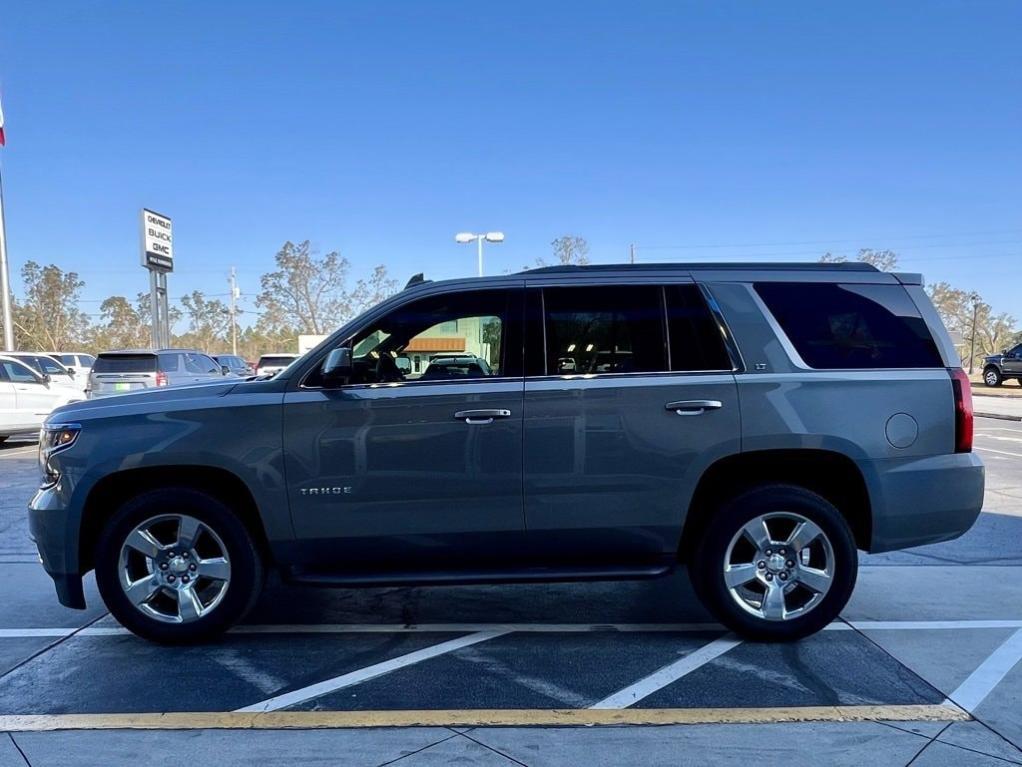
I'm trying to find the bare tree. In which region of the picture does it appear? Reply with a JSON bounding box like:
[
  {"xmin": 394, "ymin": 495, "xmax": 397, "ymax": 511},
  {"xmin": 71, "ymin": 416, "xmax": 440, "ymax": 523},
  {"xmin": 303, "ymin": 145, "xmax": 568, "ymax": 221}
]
[
  {"xmin": 536, "ymin": 235, "xmax": 591, "ymax": 268},
  {"xmin": 179, "ymin": 290, "xmax": 234, "ymax": 353},
  {"xmin": 820, "ymin": 248, "xmax": 899, "ymax": 271}
]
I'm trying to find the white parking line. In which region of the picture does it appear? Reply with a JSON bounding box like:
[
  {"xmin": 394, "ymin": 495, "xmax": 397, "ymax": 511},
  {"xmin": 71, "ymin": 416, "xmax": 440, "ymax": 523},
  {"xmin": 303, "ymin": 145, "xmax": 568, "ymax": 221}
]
[
  {"xmin": 590, "ymin": 634, "xmax": 743, "ymax": 709},
  {"xmin": 234, "ymin": 630, "xmax": 508, "ymax": 713},
  {"xmin": 0, "ymin": 446, "xmax": 37, "ymax": 458},
  {"xmin": 975, "ymin": 446, "xmax": 1022, "ymax": 459},
  {"xmin": 946, "ymin": 628, "xmax": 1022, "ymax": 713},
  {"xmin": 3, "ymin": 619, "xmax": 1022, "ymax": 640}
]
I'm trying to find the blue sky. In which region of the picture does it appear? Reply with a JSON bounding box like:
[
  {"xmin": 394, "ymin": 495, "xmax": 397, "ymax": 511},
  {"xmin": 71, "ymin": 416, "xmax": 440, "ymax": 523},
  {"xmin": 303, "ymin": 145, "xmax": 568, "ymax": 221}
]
[{"xmin": 1, "ymin": 1, "xmax": 1020, "ymax": 327}]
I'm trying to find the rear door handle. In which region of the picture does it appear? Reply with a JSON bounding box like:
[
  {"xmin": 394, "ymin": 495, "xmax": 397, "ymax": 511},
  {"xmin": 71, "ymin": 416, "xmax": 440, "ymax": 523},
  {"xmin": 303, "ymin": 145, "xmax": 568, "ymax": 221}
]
[
  {"xmin": 454, "ymin": 409, "xmax": 512, "ymax": 425},
  {"xmin": 665, "ymin": 400, "xmax": 723, "ymax": 416}
]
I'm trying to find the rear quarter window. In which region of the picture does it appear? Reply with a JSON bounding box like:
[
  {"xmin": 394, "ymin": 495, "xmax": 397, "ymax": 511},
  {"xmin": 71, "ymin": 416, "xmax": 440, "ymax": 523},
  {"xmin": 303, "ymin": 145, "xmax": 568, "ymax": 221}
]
[
  {"xmin": 93, "ymin": 354, "xmax": 157, "ymax": 373},
  {"xmin": 754, "ymin": 282, "xmax": 943, "ymax": 369}
]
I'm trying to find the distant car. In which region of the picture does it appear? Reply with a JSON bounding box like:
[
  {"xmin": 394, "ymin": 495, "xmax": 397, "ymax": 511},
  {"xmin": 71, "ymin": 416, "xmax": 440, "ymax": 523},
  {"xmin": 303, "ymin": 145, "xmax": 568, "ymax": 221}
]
[
  {"xmin": 420, "ymin": 354, "xmax": 492, "ymax": 380},
  {"xmin": 982, "ymin": 343, "xmax": 1022, "ymax": 387},
  {"xmin": 255, "ymin": 354, "xmax": 299, "ymax": 377},
  {"xmin": 88, "ymin": 349, "xmax": 229, "ymax": 398},
  {"xmin": 52, "ymin": 352, "xmax": 97, "ymax": 381},
  {"xmin": 3, "ymin": 352, "xmax": 82, "ymax": 392},
  {"xmin": 0, "ymin": 355, "xmax": 84, "ymax": 442},
  {"xmin": 214, "ymin": 354, "xmax": 254, "ymax": 377}
]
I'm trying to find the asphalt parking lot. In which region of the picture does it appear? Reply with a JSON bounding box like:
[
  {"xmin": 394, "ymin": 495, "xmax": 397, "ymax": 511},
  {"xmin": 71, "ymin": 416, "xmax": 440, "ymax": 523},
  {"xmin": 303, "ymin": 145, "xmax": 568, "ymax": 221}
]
[{"xmin": 1, "ymin": 419, "xmax": 1021, "ymax": 766}]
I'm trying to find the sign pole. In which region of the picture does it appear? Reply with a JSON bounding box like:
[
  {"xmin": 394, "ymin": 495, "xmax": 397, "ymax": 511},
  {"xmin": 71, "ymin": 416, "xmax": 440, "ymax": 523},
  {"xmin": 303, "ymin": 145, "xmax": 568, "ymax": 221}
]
[
  {"xmin": 0, "ymin": 162, "xmax": 14, "ymax": 350},
  {"xmin": 140, "ymin": 209, "xmax": 173, "ymax": 350}
]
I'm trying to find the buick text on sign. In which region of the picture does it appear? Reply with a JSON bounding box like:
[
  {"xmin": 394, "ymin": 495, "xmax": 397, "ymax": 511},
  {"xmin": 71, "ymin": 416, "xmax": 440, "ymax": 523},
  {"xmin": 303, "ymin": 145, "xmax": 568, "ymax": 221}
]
[{"xmin": 141, "ymin": 209, "xmax": 173, "ymax": 271}]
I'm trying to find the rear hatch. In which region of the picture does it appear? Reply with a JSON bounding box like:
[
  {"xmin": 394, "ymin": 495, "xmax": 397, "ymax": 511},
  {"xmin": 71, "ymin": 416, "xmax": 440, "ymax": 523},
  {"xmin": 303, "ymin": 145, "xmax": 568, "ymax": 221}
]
[{"xmin": 89, "ymin": 353, "xmax": 160, "ymax": 397}]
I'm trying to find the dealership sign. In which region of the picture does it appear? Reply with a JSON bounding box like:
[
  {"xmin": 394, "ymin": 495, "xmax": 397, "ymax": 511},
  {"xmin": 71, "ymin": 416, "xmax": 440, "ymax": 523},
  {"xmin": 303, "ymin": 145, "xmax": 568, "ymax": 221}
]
[{"xmin": 140, "ymin": 209, "xmax": 173, "ymax": 271}]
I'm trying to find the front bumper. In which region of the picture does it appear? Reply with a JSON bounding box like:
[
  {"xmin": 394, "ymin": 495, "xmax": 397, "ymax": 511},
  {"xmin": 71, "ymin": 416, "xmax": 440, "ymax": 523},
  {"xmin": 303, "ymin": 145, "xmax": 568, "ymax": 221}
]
[
  {"xmin": 29, "ymin": 486, "xmax": 87, "ymax": 609},
  {"xmin": 866, "ymin": 451, "xmax": 985, "ymax": 553}
]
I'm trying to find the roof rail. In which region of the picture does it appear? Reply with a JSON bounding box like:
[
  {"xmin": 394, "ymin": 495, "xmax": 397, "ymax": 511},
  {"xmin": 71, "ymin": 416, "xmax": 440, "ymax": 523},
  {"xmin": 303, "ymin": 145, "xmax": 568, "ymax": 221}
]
[{"xmin": 519, "ymin": 262, "xmax": 879, "ymax": 275}]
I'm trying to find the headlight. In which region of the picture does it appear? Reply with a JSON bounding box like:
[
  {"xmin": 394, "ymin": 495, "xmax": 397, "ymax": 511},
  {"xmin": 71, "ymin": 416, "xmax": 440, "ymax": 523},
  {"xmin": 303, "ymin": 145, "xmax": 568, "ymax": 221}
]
[{"xmin": 39, "ymin": 422, "xmax": 81, "ymax": 488}]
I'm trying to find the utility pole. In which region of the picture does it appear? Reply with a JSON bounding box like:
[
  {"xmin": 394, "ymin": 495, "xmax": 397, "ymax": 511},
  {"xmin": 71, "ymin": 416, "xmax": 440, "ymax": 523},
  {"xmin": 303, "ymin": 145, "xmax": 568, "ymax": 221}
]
[
  {"xmin": 229, "ymin": 266, "xmax": 239, "ymax": 356},
  {"xmin": 629, "ymin": 243, "xmax": 636, "ymax": 264},
  {"xmin": 968, "ymin": 292, "xmax": 980, "ymax": 375}
]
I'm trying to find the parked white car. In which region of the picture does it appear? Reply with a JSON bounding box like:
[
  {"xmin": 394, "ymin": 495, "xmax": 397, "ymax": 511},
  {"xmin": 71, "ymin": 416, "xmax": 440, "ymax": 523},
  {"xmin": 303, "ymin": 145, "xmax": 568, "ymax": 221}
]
[
  {"xmin": 0, "ymin": 355, "xmax": 85, "ymax": 443},
  {"xmin": 53, "ymin": 352, "xmax": 96, "ymax": 381},
  {"xmin": 3, "ymin": 352, "xmax": 84, "ymax": 392}
]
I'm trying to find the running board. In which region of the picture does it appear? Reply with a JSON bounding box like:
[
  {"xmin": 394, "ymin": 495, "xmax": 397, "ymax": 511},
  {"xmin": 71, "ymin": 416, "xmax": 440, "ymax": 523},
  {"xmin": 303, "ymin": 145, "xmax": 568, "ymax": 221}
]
[{"xmin": 283, "ymin": 563, "xmax": 674, "ymax": 588}]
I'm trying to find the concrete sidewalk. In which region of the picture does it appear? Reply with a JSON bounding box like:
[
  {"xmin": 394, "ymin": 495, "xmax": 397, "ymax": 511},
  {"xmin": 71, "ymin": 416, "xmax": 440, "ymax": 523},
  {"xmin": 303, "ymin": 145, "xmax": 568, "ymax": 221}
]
[{"xmin": 974, "ymin": 395, "xmax": 1022, "ymax": 421}]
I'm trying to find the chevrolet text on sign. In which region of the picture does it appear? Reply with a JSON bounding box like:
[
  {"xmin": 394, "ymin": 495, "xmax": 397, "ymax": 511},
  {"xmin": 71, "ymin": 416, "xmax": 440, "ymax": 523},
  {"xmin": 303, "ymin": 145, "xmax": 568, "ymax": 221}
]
[{"xmin": 141, "ymin": 209, "xmax": 173, "ymax": 271}]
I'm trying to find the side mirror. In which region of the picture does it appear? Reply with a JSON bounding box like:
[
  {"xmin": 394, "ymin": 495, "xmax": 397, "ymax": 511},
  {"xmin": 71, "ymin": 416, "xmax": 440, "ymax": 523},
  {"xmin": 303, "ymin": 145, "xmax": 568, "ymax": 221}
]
[
  {"xmin": 221, "ymin": 365, "xmax": 231, "ymax": 376},
  {"xmin": 66, "ymin": 368, "xmax": 76, "ymax": 378},
  {"xmin": 42, "ymin": 373, "xmax": 52, "ymax": 384},
  {"xmin": 321, "ymin": 347, "xmax": 353, "ymax": 385}
]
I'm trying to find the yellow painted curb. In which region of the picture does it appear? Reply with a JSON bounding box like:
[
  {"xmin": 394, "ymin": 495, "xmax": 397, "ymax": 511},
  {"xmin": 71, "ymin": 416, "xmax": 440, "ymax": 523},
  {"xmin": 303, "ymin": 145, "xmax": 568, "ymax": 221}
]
[{"xmin": 0, "ymin": 704, "xmax": 970, "ymax": 731}]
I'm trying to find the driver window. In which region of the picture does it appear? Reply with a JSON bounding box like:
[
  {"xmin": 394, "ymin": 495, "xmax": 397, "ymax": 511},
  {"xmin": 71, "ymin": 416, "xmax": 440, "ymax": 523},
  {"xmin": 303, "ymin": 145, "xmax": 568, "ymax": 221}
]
[
  {"xmin": 314, "ymin": 289, "xmax": 515, "ymax": 387},
  {"xmin": 2, "ymin": 360, "xmax": 41, "ymax": 384}
]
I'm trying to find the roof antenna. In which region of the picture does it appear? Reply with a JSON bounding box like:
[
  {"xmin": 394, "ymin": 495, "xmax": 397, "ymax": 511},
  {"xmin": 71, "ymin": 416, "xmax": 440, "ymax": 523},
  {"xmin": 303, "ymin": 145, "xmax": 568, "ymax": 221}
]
[{"xmin": 404, "ymin": 273, "xmax": 426, "ymax": 289}]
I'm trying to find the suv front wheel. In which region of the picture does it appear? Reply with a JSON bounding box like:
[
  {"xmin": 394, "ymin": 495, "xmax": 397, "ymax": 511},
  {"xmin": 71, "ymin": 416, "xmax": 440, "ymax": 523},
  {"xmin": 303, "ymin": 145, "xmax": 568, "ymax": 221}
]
[
  {"xmin": 690, "ymin": 484, "xmax": 858, "ymax": 641},
  {"xmin": 984, "ymin": 366, "xmax": 1003, "ymax": 387},
  {"xmin": 95, "ymin": 488, "xmax": 264, "ymax": 643}
]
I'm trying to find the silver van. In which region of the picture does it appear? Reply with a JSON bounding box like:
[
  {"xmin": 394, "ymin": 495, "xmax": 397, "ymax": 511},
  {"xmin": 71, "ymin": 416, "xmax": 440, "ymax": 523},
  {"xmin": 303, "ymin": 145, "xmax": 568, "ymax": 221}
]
[
  {"xmin": 87, "ymin": 349, "xmax": 228, "ymax": 398},
  {"xmin": 30, "ymin": 263, "xmax": 983, "ymax": 643}
]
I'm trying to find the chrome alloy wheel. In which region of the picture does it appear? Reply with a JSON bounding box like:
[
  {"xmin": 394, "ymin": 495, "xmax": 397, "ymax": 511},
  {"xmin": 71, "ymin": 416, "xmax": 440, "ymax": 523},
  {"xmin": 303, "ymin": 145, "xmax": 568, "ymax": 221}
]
[
  {"xmin": 722, "ymin": 512, "xmax": 835, "ymax": 622},
  {"xmin": 985, "ymin": 369, "xmax": 999, "ymax": 386},
  {"xmin": 117, "ymin": 514, "xmax": 231, "ymax": 624}
]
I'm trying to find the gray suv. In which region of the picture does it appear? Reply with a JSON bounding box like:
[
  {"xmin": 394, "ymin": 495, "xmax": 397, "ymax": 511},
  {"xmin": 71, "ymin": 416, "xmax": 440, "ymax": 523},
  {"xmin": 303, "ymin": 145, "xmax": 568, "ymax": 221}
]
[
  {"xmin": 29, "ymin": 263, "xmax": 984, "ymax": 643},
  {"xmin": 88, "ymin": 349, "xmax": 228, "ymax": 398}
]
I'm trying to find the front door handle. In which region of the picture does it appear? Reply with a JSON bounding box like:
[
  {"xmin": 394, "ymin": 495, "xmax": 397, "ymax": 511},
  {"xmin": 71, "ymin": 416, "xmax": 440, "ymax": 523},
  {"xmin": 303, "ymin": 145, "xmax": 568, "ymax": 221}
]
[
  {"xmin": 665, "ymin": 400, "xmax": 723, "ymax": 416},
  {"xmin": 454, "ymin": 409, "xmax": 512, "ymax": 425}
]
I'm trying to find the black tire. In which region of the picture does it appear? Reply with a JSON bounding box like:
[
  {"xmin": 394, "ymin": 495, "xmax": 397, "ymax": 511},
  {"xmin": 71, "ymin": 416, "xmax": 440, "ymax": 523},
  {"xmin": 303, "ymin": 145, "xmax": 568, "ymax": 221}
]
[
  {"xmin": 95, "ymin": 487, "xmax": 263, "ymax": 644},
  {"xmin": 984, "ymin": 366, "xmax": 1003, "ymax": 387},
  {"xmin": 689, "ymin": 484, "xmax": 857, "ymax": 641}
]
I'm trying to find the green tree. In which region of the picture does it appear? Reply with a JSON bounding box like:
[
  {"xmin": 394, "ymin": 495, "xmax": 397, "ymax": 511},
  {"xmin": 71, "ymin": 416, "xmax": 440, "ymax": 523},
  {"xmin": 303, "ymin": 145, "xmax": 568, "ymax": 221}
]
[
  {"xmin": 90, "ymin": 296, "xmax": 150, "ymax": 351},
  {"xmin": 256, "ymin": 241, "xmax": 352, "ymax": 335},
  {"xmin": 13, "ymin": 261, "xmax": 91, "ymax": 351},
  {"xmin": 179, "ymin": 290, "xmax": 234, "ymax": 353}
]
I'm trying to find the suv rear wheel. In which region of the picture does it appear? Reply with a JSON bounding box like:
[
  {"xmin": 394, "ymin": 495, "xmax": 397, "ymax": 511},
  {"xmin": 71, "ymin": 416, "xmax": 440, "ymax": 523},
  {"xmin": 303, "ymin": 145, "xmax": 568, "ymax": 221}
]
[
  {"xmin": 690, "ymin": 484, "xmax": 857, "ymax": 641},
  {"xmin": 95, "ymin": 488, "xmax": 263, "ymax": 643},
  {"xmin": 984, "ymin": 366, "xmax": 1003, "ymax": 387}
]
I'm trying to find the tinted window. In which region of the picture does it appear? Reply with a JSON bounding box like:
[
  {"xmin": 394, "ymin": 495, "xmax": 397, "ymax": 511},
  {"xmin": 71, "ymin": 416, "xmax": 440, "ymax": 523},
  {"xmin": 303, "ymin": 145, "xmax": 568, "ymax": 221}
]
[
  {"xmin": 258, "ymin": 355, "xmax": 297, "ymax": 368},
  {"xmin": 58, "ymin": 354, "xmax": 76, "ymax": 366},
  {"xmin": 93, "ymin": 354, "xmax": 157, "ymax": 373},
  {"xmin": 542, "ymin": 285, "xmax": 665, "ymax": 375},
  {"xmin": 666, "ymin": 285, "xmax": 733, "ymax": 371},
  {"xmin": 755, "ymin": 282, "xmax": 943, "ymax": 369},
  {"xmin": 80, "ymin": 354, "xmax": 96, "ymax": 366}
]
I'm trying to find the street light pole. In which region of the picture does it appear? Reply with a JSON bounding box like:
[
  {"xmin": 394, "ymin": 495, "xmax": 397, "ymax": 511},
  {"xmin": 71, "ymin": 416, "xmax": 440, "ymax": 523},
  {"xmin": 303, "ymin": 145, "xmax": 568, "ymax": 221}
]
[
  {"xmin": 456, "ymin": 232, "xmax": 505, "ymax": 277},
  {"xmin": 968, "ymin": 293, "xmax": 980, "ymax": 375}
]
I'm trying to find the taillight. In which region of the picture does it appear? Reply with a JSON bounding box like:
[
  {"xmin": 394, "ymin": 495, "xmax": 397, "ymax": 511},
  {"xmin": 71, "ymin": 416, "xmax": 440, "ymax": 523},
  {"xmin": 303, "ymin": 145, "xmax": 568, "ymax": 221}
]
[
  {"xmin": 949, "ymin": 368, "xmax": 973, "ymax": 453},
  {"xmin": 155, "ymin": 372, "xmax": 169, "ymax": 387}
]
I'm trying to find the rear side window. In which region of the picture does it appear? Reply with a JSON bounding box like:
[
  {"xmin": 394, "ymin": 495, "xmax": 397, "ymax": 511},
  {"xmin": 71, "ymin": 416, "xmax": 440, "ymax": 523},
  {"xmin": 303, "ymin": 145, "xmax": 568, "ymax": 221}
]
[
  {"xmin": 80, "ymin": 354, "xmax": 96, "ymax": 366},
  {"xmin": 93, "ymin": 354, "xmax": 157, "ymax": 373},
  {"xmin": 259, "ymin": 356, "xmax": 296, "ymax": 368},
  {"xmin": 665, "ymin": 285, "xmax": 733, "ymax": 371},
  {"xmin": 542, "ymin": 285, "xmax": 665, "ymax": 375},
  {"xmin": 157, "ymin": 352, "xmax": 185, "ymax": 373},
  {"xmin": 57, "ymin": 354, "xmax": 76, "ymax": 366},
  {"xmin": 755, "ymin": 282, "xmax": 943, "ymax": 369}
]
